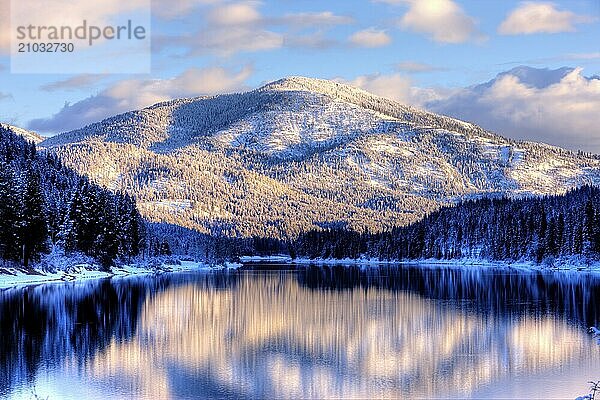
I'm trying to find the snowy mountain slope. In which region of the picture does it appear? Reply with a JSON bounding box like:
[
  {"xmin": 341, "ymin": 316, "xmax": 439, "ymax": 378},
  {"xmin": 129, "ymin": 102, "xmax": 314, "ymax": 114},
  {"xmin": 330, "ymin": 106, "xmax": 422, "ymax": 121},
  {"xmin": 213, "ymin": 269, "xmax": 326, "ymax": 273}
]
[
  {"xmin": 0, "ymin": 123, "xmax": 44, "ymax": 144},
  {"xmin": 40, "ymin": 77, "xmax": 600, "ymax": 238}
]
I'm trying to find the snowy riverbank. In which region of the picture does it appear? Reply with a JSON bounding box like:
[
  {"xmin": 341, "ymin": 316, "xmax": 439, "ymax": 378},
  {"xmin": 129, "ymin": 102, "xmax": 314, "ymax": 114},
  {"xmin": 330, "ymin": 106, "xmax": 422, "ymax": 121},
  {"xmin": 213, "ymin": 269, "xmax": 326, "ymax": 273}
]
[
  {"xmin": 241, "ymin": 255, "xmax": 600, "ymax": 274},
  {"xmin": 3, "ymin": 254, "xmax": 599, "ymax": 289},
  {"xmin": 0, "ymin": 260, "xmax": 241, "ymax": 289}
]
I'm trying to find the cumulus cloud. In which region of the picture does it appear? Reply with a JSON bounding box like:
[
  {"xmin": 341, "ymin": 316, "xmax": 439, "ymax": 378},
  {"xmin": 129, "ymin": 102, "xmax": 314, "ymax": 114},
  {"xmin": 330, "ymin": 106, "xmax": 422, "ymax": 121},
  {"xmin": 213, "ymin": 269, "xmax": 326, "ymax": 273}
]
[
  {"xmin": 206, "ymin": 1, "xmax": 262, "ymax": 26},
  {"xmin": 349, "ymin": 28, "xmax": 392, "ymax": 48},
  {"xmin": 498, "ymin": 2, "xmax": 596, "ymax": 35},
  {"xmin": 428, "ymin": 67, "xmax": 600, "ymax": 152},
  {"xmin": 343, "ymin": 66, "xmax": 600, "ymax": 152},
  {"xmin": 13, "ymin": 0, "xmax": 149, "ymax": 29},
  {"xmin": 158, "ymin": 2, "xmax": 353, "ymax": 56},
  {"xmin": 171, "ymin": 1, "xmax": 280, "ymax": 56},
  {"xmin": 397, "ymin": 0, "xmax": 485, "ymax": 43},
  {"xmin": 28, "ymin": 65, "xmax": 253, "ymax": 133},
  {"xmin": 2, "ymin": 0, "xmax": 351, "ymax": 56},
  {"xmin": 341, "ymin": 73, "xmax": 444, "ymax": 106},
  {"xmin": 187, "ymin": 26, "xmax": 284, "ymax": 56}
]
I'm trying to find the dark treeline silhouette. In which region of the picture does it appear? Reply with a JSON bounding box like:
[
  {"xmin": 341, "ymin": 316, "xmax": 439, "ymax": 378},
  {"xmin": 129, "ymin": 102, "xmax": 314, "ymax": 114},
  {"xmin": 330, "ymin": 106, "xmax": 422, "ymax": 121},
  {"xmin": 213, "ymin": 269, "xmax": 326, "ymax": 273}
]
[
  {"xmin": 0, "ymin": 126, "xmax": 145, "ymax": 268},
  {"xmin": 287, "ymin": 186, "xmax": 600, "ymax": 264},
  {"xmin": 163, "ymin": 185, "xmax": 600, "ymax": 265}
]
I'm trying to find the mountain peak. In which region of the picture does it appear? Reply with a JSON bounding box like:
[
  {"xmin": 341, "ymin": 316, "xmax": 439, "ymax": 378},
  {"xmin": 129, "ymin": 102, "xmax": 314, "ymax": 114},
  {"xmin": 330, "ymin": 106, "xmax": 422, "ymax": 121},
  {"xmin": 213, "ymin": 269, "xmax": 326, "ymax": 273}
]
[
  {"xmin": 262, "ymin": 76, "xmax": 341, "ymax": 90},
  {"xmin": 499, "ymin": 66, "xmax": 574, "ymax": 89},
  {"xmin": 260, "ymin": 76, "xmax": 380, "ymax": 101}
]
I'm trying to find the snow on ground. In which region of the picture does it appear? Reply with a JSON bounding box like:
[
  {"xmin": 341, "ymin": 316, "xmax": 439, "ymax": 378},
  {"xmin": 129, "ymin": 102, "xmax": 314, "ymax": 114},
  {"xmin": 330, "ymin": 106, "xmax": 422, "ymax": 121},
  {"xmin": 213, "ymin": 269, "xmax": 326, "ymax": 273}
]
[
  {"xmin": 397, "ymin": 257, "xmax": 600, "ymax": 274},
  {"xmin": 292, "ymin": 257, "xmax": 393, "ymax": 266},
  {"xmin": 239, "ymin": 255, "xmax": 293, "ymax": 263},
  {"xmin": 268, "ymin": 256, "xmax": 600, "ymax": 274},
  {"xmin": 0, "ymin": 260, "xmax": 236, "ymax": 290},
  {"xmin": 3, "ymin": 254, "xmax": 598, "ymax": 290}
]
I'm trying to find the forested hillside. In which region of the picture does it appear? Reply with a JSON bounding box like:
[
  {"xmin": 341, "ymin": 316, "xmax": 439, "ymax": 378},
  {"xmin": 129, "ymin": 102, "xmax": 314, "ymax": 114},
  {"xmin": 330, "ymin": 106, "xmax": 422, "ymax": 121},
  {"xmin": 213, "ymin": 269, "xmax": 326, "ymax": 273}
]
[
  {"xmin": 0, "ymin": 125, "xmax": 145, "ymax": 268},
  {"xmin": 40, "ymin": 77, "xmax": 600, "ymax": 239},
  {"xmin": 290, "ymin": 185, "xmax": 600, "ymax": 265}
]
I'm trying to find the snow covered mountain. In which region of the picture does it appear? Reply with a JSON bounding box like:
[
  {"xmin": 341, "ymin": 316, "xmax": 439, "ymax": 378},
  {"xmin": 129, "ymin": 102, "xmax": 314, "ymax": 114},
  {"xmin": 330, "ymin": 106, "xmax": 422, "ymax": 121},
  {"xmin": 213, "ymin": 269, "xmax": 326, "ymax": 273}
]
[
  {"xmin": 475, "ymin": 66, "xmax": 578, "ymax": 90},
  {"xmin": 40, "ymin": 77, "xmax": 600, "ymax": 238},
  {"xmin": 0, "ymin": 123, "xmax": 44, "ymax": 144}
]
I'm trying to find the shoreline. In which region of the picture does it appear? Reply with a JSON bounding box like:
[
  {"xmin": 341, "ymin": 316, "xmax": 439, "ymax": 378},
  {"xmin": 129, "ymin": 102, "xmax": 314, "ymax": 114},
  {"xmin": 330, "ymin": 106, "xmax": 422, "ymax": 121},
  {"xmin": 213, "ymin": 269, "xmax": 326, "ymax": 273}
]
[
  {"xmin": 0, "ymin": 260, "xmax": 242, "ymax": 290},
  {"xmin": 2, "ymin": 255, "xmax": 599, "ymax": 289},
  {"xmin": 242, "ymin": 255, "xmax": 600, "ymax": 274}
]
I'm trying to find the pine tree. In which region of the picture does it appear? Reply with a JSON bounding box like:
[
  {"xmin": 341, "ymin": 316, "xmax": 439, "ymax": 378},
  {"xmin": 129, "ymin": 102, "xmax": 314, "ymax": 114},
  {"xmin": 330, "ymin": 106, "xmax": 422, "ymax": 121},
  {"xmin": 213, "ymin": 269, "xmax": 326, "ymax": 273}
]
[
  {"xmin": 20, "ymin": 165, "xmax": 48, "ymax": 268},
  {"xmin": 0, "ymin": 162, "xmax": 19, "ymax": 261}
]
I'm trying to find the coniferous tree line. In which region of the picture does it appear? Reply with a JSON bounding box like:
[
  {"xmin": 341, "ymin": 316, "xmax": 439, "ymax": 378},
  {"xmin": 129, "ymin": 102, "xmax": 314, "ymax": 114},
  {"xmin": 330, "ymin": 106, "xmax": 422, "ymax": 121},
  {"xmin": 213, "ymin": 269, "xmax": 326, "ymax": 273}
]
[
  {"xmin": 145, "ymin": 185, "xmax": 600, "ymax": 265},
  {"xmin": 0, "ymin": 126, "xmax": 145, "ymax": 268},
  {"xmin": 287, "ymin": 185, "xmax": 600, "ymax": 264}
]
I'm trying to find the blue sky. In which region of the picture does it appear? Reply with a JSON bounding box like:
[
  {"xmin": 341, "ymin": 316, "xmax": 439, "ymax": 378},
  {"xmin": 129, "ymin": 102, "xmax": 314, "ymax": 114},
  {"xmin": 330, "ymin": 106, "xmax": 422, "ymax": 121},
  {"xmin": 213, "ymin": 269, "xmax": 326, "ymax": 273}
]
[{"xmin": 0, "ymin": 0, "xmax": 599, "ymax": 150}]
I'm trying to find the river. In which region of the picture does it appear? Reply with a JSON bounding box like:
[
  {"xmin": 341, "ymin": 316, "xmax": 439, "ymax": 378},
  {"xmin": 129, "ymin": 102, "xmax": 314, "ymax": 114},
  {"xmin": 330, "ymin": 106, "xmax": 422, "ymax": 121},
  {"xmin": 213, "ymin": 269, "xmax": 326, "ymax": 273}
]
[{"xmin": 1, "ymin": 263, "xmax": 599, "ymax": 399}]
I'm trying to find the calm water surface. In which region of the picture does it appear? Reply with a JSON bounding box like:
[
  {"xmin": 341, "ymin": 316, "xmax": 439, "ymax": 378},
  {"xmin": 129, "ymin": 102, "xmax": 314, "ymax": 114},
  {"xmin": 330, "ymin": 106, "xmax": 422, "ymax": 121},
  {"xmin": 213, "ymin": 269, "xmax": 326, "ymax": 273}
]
[{"xmin": 1, "ymin": 263, "xmax": 599, "ymax": 399}]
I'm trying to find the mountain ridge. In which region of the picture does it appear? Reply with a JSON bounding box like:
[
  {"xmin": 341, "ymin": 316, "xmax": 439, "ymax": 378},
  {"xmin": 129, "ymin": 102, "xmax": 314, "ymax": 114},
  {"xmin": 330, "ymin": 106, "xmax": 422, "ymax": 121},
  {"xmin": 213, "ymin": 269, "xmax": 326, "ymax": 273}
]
[
  {"xmin": 0, "ymin": 123, "xmax": 44, "ymax": 144},
  {"xmin": 38, "ymin": 76, "xmax": 600, "ymax": 238}
]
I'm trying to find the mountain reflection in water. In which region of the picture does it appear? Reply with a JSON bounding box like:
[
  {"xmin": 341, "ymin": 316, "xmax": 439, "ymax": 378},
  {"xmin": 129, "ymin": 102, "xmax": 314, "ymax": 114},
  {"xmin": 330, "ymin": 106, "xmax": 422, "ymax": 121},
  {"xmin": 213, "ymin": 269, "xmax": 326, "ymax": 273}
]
[{"xmin": 0, "ymin": 264, "xmax": 599, "ymax": 399}]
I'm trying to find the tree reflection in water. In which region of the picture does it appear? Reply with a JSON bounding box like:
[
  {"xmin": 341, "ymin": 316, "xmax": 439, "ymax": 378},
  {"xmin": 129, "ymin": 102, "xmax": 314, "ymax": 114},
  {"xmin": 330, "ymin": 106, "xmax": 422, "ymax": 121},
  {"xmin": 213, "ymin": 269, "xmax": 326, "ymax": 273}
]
[{"xmin": 0, "ymin": 265, "xmax": 599, "ymax": 399}]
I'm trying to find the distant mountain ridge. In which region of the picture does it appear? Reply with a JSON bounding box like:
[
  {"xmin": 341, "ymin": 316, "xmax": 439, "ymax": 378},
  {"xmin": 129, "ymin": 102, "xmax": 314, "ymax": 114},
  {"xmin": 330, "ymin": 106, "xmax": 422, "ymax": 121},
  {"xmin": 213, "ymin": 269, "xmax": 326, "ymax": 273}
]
[{"xmin": 39, "ymin": 76, "xmax": 600, "ymax": 238}]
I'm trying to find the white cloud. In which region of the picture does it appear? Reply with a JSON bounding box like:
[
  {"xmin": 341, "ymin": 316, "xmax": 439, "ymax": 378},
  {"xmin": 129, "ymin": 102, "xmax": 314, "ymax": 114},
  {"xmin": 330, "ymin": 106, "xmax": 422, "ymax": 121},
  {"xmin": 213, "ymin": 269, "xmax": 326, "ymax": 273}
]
[
  {"xmin": 206, "ymin": 1, "xmax": 262, "ymax": 26},
  {"xmin": 28, "ymin": 65, "xmax": 253, "ymax": 132},
  {"xmin": 428, "ymin": 68, "xmax": 600, "ymax": 152},
  {"xmin": 343, "ymin": 66, "xmax": 600, "ymax": 152},
  {"xmin": 479, "ymin": 69, "xmax": 599, "ymax": 147},
  {"xmin": 189, "ymin": 26, "xmax": 284, "ymax": 56},
  {"xmin": 498, "ymin": 2, "xmax": 596, "ymax": 35},
  {"xmin": 164, "ymin": 3, "xmax": 352, "ymax": 56},
  {"xmin": 11, "ymin": 0, "xmax": 149, "ymax": 27},
  {"xmin": 186, "ymin": 2, "xmax": 283, "ymax": 56},
  {"xmin": 349, "ymin": 28, "xmax": 392, "ymax": 48},
  {"xmin": 342, "ymin": 73, "xmax": 443, "ymax": 106},
  {"xmin": 398, "ymin": 0, "xmax": 484, "ymax": 43},
  {"xmin": 104, "ymin": 65, "xmax": 253, "ymax": 108}
]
